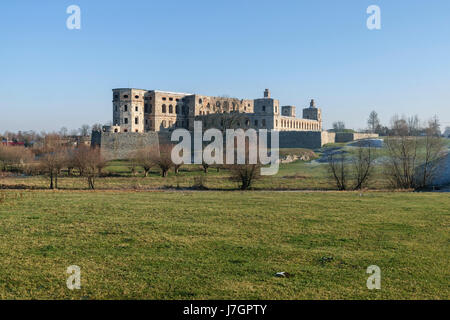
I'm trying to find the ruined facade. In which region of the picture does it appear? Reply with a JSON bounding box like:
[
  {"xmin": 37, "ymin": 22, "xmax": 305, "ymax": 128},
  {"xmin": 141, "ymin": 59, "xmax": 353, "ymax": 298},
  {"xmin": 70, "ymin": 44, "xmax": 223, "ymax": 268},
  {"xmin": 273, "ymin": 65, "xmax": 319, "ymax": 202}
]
[
  {"xmin": 104, "ymin": 88, "xmax": 322, "ymax": 134},
  {"xmin": 93, "ymin": 87, "xmax": 379, "ymax": 158}
]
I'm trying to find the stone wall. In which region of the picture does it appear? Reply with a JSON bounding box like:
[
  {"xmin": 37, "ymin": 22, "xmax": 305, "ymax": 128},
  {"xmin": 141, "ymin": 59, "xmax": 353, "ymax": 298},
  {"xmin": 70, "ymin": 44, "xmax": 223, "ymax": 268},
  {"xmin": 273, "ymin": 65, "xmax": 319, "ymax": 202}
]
[
  {"xmin": 335, "ymin": 132, "xmax": 379, "ymax": 143},
  {"xmin": 321, "ymin": 131, "xmax": 336, "ymax": 145},
  {"xmin": 91, "ymin": 131, "xmax": 159, "ymax": 160},
  {"xmin": 278, "ymin": 131, "xmax": 324, "ymax": 149}
]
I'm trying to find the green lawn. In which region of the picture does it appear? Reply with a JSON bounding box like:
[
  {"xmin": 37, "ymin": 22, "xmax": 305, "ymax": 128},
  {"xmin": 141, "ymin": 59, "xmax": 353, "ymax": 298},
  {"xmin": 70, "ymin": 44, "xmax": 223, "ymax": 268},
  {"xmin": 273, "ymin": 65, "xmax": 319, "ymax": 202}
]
[{"xmin": 0, "ymin": 190, "xmax": 448, "ymax": 299}]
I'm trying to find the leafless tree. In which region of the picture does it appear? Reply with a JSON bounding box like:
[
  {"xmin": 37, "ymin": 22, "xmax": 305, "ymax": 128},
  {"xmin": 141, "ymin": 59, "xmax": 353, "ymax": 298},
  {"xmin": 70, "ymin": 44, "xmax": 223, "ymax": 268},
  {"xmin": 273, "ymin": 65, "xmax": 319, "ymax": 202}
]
[
  {"xmin": 79, "ymin": 124, "xmax": 91, "ymax": 137},
  {"xmin": 327, "ymin": 151, "xmax": 348, "ymax": 190},
  {"xmin": 332, "ymin": 121, "xmax": 346, "ymax": 132},
  {"xmin": 227, "ymin": 140, "xmax": 262, "ymax": 190},
  {"xmin": 407, "ymin": 115, "xmax": 420, "ymax": 136},
  {"xmin": 367, "ymin": 111, "xmax": 380, "ymax": 133},
  {"xmin": 0, "ymin": 145, "xmax": 34, "ymax": 173},
  {"xmin": 352, "ymin": 142, "xmax": 375, "ymax": 190},
  {"xmin": 83, "ymin": 148, "xmax": 106, "ymax": 189},
  {"xmin": 416, "ymin": 122, "xmax": 446, "ymax": 188},
  {"xmin": 229, "ymin": 163, "xmax": 261, "ymax": 190},
  {"xmin": 133, "ymin": 147, "xmax": 157, "ymax": 177},
  {"xmin": 151, "ymin": 144, "xmax": 173, "ymax": 178},
  {"xmin": 70, "ymin": 145, "xmax": 91, "ymax": 176},
  {"xmin": 384, "ymin": 115, "xmax": 446, "ymax": 189},
  {"xmin": 34, "ymin": 134, "xmax": 68, "ymax": 189},
  {"xmin": 38, "ymin": 148, "xmax": 68, "ymax": 189}
]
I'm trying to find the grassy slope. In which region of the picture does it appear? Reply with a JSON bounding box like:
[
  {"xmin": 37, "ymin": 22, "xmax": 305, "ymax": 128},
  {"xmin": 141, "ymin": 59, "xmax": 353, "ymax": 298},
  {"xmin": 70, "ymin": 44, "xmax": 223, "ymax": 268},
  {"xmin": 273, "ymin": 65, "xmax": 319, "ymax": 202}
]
[{"xmin": 0, "ymin": 190, "xmax": 448, "ymax": 299}]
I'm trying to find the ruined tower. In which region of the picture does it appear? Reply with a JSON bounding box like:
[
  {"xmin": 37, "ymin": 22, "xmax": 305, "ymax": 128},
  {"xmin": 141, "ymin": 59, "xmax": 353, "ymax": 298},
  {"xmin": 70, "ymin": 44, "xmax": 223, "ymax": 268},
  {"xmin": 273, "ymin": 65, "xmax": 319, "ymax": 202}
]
[{"xmin": 302, "ymin": 99, "xmax": 322, "ymax": 130}]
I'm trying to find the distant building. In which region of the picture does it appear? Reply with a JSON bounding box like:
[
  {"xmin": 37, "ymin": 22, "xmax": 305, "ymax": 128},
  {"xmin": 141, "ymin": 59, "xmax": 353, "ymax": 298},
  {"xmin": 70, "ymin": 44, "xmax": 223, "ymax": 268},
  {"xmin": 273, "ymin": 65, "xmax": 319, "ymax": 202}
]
[
  {"xmin": 105, "ymin": 88, "xmax": 322, "ymax": 133},
  {"xmin": 93, "ymin": 87, "xmax": 378, "ymax": 158}
]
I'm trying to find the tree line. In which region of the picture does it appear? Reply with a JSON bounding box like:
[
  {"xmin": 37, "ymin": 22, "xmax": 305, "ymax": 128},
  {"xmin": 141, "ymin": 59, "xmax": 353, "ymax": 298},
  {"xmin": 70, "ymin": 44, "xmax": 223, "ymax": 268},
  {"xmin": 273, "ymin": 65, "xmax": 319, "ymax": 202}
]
[{"xmin": 327, "ymin": 115, "xmax": 447, "ymax": 191}]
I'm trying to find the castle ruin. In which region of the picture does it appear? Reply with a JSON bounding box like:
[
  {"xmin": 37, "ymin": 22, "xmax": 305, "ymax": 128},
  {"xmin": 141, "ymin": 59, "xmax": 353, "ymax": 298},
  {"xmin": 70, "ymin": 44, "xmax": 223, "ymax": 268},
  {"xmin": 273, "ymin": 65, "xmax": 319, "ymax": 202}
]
[{"xmin": 93, "ymin": 88, "xmax": 377, "ymax": 159}]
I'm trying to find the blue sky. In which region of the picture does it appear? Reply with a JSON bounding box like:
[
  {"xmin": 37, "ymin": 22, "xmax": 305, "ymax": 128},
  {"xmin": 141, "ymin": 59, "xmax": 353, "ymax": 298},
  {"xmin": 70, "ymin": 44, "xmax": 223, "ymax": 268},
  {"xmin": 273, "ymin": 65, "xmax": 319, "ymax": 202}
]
[{"xmin": 1, "ymin": 0, "xmax": 449, "ymax": 132}]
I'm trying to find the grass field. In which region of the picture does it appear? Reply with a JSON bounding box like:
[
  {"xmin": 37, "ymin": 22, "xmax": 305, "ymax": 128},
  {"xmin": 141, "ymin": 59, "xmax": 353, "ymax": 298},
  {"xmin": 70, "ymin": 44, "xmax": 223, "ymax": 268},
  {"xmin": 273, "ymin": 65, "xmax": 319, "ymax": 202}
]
[{"xmin": 0, "ymin": 190, "xmax": 448, "ymax": 299}]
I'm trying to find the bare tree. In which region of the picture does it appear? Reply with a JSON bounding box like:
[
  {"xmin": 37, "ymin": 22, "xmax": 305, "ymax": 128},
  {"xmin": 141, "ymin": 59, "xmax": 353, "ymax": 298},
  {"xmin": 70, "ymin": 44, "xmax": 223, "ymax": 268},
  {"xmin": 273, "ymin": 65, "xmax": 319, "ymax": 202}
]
[
  {"xmin": 133, "ymin": 147, "xmax": 157, "ymax": 177},
  {"xmin": 428, "ymin": 115, "xmax": 441, "ymax": 136},
  {"xmin": 83, "ymin": 148, "xmax": 106, "ymax": 189},
  {"xmin": 36, "ymin": 135, "xmax": 67, "ymax": 189},
  {"xmin": 332, "ymin": 121, "xmax": 346, "ymax": 132},
  {"xmin": 384, "ymin": 115, "xmax": 446, "ymax": 189},
  {"xmin": 367, "ymin": 111, "xmax": 380, "ymax": 133},
  {"xmin": 352, "ymin": 142, "xmax": 375, "ymax": 190},
  {"xmin": 227, "ymin": 141, "xmax": 261, "ymax": 190},
  {"xmin": 407, "ymin": 115, "xmax": 420, "ymax": 136},
  {"xmin": 59, "ymin": 127, "xmax": 68, "ymax": 137},
  {"xmin": 79, "ymin": 124, "xmax": 91, "ymax": 137},
  {"xmin": 416, "ymin": 121, "xmax": 446, "ymax": 188},
  {"xmin": 390, "ymin": 114, "xmax": 409, "ymax": 136},
  {"xmin": 70, "ymin": 145, "xmax": 91, "ymax": 176},
  {"xmin": 229, "ymin": 163, "xmax": 261, "ymax": 190},
  {"xmin": 39, "ymin": 148, "xmax": 68, "ymax": 189},
  {"xmin": 384, "ymin": 135, "xmax": 419, "ymax": 189},
  {"xmin": 0, "ymin": 145, "xmax": 34, "ymax": 173},
  {"xmin": 151, "ymin": 144, "xmax": 173, "ymax": 178},
  {"xmin": 327, "ymin": 151, "xmax": 348, "ymax": 190}
]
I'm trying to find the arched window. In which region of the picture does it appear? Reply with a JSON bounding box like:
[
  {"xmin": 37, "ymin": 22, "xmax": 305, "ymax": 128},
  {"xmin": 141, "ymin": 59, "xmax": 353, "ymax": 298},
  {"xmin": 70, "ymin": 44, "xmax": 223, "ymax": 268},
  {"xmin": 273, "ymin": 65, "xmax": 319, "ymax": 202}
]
[
  {"xmin": 245, "ymin": 119, "xmax": 250, "ymax": 127},
  {"xmin": 162, "ymin": 104, "xmax": 167, "ymax": 113},
  {"xmin": 169, "ymin": 105, "xmax": 173, "ymax": 113},
  {"xmin": 123, "ymin": 95, "xmax": 128, "ymax": 99},
  {"xmin": 199, "ymin": 98, "xmax": 203, "ymax": 104},
  {"xmin": 262, "ymin": 106, "xmax": 266, "ymax": 112},
  {"xmin": 124, "ymin": 105, "xmax": 128, "ymax": 112}
]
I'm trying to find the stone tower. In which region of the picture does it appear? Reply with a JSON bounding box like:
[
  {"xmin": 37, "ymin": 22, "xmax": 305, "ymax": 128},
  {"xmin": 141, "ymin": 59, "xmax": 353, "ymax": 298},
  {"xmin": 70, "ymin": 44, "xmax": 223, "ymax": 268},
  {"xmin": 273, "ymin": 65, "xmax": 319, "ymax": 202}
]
[
  {"xmin": 112, "ymin": 88, "xmax": 145, "ymax": 133},
  {"xmin": 264, "ymin": 89, "xmax": 270, "ymax": 98},
  {"xmin": 302, "ymin": 99, "xmax": 322, "ymax": 130}
]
